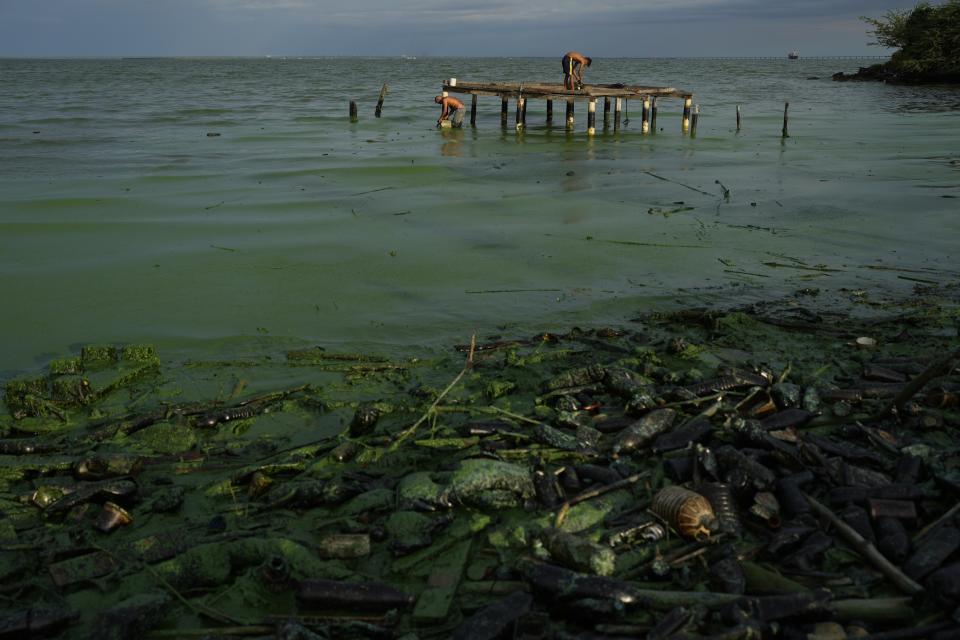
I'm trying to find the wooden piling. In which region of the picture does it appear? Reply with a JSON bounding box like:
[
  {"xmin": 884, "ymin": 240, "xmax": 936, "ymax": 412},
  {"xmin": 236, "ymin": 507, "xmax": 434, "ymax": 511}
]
[
  {"xmin": 521, "ymin": 97, "xmax": 527, "ymax": 125},
  {"xmin": 587, "ymin": 98, "xmax": 597, "ymax": 135},
  {"xmin": 736, "ymin": 104, "xmax": 741, "ymax": 131},
  {"xmin": 565, "ymin": 100, "xmax": 574, "ymax": 129},
  {"xmin": 375, "ymin": 83, "xmax": 388, "ymax": 118},
  {"xmin": 682, "ymin": 96, "xmax": 692, "ymax": 133},
  {"xmin": 641, "ymin": 96, "xmax": 651, "ymax": 134},
  {"xmin": 651, "ymin": 97, "xmax": 658, "ymax": 133},
  {"xmin": 349, "ymin": 101, "xmax": 358, "ymax": 122},
  {"xmin": 691, "ymin": 104, "xmax": 700, "ymax": 137},
  {"xmin": 516, "ymin": 97, "xmax": 525, "ymax": 129},
  {"xmin": 603, "ymin": 97, "xmax": 611, "ymax": 128},
  {"xmin": 470, "ymin": 94, "xmax": 477, "ymax": 127},
  {"xmin": 781, "ymin": 102, "xmax": 790, "ymax": 138},
  {"xmin": 614, "ymin": 98, "xmax": 622, "ymax": 131},
  {"xmin": 501, "ymin": 98, "xmax": 508, "ymax": 127},
  {"xmin": 546, "ymin": 99, "xmax": 553, "ymax": 126}
]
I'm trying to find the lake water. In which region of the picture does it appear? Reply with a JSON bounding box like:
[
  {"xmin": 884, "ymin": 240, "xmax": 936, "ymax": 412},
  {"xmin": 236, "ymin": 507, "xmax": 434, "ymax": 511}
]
[{"xmin": 1, "ymin": 57, "xmax": 958, "ymax": 378}]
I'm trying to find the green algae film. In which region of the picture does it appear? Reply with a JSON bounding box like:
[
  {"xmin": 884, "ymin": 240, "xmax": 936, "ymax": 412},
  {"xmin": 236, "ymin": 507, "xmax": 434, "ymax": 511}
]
[{"xmin": 1, "ymin": 57, "xmax": 959, "ymax": 376}]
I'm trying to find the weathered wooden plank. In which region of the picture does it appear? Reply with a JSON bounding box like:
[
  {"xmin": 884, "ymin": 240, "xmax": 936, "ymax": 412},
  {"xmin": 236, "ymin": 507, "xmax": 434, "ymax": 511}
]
[{"xmin": 442, "ymin": 81, "xmax": 688, "ymax": 101}]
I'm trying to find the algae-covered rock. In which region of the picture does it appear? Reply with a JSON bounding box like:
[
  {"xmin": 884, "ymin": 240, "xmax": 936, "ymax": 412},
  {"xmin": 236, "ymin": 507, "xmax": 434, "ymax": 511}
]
[
  {"xmin": 48, "ymin": 357, "xmax": 82, "ymax": 376},
  {"xmin": 81, "ymin": 344, "xmax": 119, "ymax": 369},
  {"xmin": 539, "ymin": 526, "xmax": 617, "ymax": 576},
  {"xmin": 49, "ymin": 375, "xmax": 92, "ymax": 406},
  {"xmin": 129, "ymin": 421, "xmax": 197, "ymax": 455},
  {"xmin": 397, "ymin": 471, "xmax": 450, "ymax": 510},
  {"xmin": 121, "ymin": 343, "xmax": 160, "ymax": 365},
  {"xmin": 445, "ymin": 459, "xmax": 535, "ymax": 509},
  {"xmin": 385, "ymin": 510, "xmax": 450, "ymax": 555},
  {"xmin": 4, "ymin": 377, "xmax": 55, "ymax": 418},
  {"xmin": 336, "ymin": 488, "xmax": 395, "ymax": 517},
  {"xmin": 536, "ymin": 488, "xmax": 637, "ymax": 534}
]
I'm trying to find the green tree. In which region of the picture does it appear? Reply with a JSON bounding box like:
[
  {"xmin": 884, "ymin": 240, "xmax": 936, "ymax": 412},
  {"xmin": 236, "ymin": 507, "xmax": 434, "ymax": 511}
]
[{"xmin": 861, "ymin": 0, "xmax": 960, "ymax": 80}]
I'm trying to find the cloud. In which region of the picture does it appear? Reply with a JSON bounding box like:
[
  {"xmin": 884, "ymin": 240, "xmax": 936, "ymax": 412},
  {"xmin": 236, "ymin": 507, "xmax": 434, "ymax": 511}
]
[{"xmin": 0, "ymin": 0, "xmax": 917, "ymax": 57}]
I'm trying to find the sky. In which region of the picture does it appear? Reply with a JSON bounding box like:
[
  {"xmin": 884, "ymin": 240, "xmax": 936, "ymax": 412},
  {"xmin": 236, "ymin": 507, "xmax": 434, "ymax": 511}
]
[{"xmin": 0, "ymin": 0, "xmax": 924, "ymax": 58}]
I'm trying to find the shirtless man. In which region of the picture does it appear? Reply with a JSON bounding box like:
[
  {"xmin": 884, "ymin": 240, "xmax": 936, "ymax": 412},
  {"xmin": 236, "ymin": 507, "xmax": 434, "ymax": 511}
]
[
  {"xmin": 435, "ymin": 95, "xmax": 465, "ymax": 126},
  {"xmin": 562, "ymin": 51, "xmax": 592, "ymax": 90}
]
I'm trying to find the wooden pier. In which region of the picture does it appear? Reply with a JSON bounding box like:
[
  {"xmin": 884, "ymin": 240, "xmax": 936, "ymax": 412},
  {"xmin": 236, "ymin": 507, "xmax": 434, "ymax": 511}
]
[{"xmin": 441, "ymin": 79, "xmax": 694, "ymax": 134}]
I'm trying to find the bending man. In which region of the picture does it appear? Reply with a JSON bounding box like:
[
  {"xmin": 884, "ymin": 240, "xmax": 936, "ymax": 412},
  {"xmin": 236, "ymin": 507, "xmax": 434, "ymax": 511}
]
[
  {"xmin": 435, "ymin": 95, "xmax": 465, "ymax": 127},
  {"xmin": 562, "ymin": 51, "xmax": 592, "ymax": 90}
]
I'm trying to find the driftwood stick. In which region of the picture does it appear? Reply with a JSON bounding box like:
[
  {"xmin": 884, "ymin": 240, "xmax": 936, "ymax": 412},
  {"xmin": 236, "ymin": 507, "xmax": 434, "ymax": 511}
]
[
  {"xmin": 884, "ymin": 347, "xmax": 960, "ymax": 415},
  {"xmin": 392, "ymin": 335, "xmax": 476, "ymax": 448},
  {"xmin": 913, "ymin": 498, "xmax": 960, "ymax": 543},
  {"xmin": 565, "ymin": 472, "xmax": 649, "ymax": 508},
  {"xmin": 805, "ymin": 494, "xmax": 924, "ymax": 595}
]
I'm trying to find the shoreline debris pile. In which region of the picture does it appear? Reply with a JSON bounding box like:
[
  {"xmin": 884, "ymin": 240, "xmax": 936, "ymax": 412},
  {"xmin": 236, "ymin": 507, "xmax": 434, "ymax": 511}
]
[{"xmin": 1, "ymin": 288, "xmax": 959, "ymax": 639}]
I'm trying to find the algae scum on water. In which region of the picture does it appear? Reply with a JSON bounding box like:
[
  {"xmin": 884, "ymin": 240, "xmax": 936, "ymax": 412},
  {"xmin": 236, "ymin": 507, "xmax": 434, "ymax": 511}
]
[{"xmin": 1, "ymin": 287, "xmax": 960, "ymax": 639}]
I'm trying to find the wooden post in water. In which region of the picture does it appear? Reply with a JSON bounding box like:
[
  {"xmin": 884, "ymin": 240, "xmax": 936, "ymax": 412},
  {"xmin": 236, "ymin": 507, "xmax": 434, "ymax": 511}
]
[
  {"xmin": 375, "ymin": 83, "xmax": 388, "ymax": 118},
  {"xmin": 614, "ymin": 98, "xmax": 622, "ymax": 131},
  {"xmin": 682, "ymin": 96, "xmax": 692, "ymax": 133},
  {"xmin": 565, "ymin": 100, "xmax": 575, "ymax": 129},
  {"xmin": 516, "ymin": 98, "xmax": 527, "ymax": 129},
  {"xmin": 349, "ymin": 101, "xmax": 358, "ymax": 122},
  {"xmin": 603, "ymin": 97, "xmax": 611, "ymax": 128},
  {"xmin": 587, "ymin": 98, "xmax": 597, "ymax": 135},
  {"xmin": 546, "ymin": 99, "xmax": 553, "ymax": 126},
  {"xmin": 651, "ymin": 97, "xmax": 658, "ymax": 133},
  {"xmin": 470, "ymin": 94, "xmax": 477, "ymax": 127},
  {"xmin": 501, "ymin": 98, "xmax": 508, "ymax": 127},
  {"xmin": 641, "ymin": 96, "xmax": 651, "ymax": 134},
  {"xmin": 781, "ymin": 102, "xmax": 790, "ymax": 138},
  {"xmin": 691, "ymin": 104, "xmax": 700, "ymax": 137},
  {"xmin": 736, "ymin": 104, "xmax": 741, "ymax": 131}
]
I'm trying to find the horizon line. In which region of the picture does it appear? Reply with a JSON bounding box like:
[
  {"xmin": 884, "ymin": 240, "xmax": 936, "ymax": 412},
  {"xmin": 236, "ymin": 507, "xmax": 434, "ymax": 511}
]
[{"xmin": 0, "ymin": 54, "xmax": 890, "ymax": 60}]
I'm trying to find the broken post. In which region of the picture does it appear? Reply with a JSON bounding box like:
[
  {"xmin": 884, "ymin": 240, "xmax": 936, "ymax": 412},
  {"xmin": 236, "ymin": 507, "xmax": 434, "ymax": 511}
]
[
  {"xmin": 375, "ymin": 83, "xmax": 388, "ymax": 118},
  {"xmin": 470, "ymin": 94, "xmax": 477, "ymax": 127},
  {"xmin": 546, "ymin": 99, "xmax": 553, "ymax": 126},
  {"xmin": 736, "ymin": 104, "xmax": 742, "ymax": 131},
  {"xmin": 501, "ymin": 98, "xmax": 508, "ymax": 127},
  {"xmin": 782, "ymin": 102, "xmax": 790, "ymax": 138},
  {"xmin": 651, "ymin": 96, "xmax": 658, "ymax": 133},
  {"xmin": 691, "ymin": 104, "xmax": 700, "ymax": 137},
  {"xmin": 682, "ymin": 96, "xmax": 692, "ymax": 133},
  {"xmin": 349, "ymin": 101, "xmax": 357, "ymax": 123}
]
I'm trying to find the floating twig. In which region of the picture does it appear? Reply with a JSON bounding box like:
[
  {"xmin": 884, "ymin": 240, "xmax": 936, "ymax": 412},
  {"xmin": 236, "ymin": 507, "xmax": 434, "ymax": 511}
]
[
  {"xmin": 392, "ymin": 335, "xmax": 476, "ymax": 448},
  {"xmin": 644, "ymin": 171, "xmax": 713, "ymax": 196}
]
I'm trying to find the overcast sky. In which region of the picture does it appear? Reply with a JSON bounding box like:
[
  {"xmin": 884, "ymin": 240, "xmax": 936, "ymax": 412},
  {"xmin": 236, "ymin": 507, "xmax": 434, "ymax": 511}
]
[{"xmin": 0, "ymin": 0, "xmax": 922, "ymax": 57}]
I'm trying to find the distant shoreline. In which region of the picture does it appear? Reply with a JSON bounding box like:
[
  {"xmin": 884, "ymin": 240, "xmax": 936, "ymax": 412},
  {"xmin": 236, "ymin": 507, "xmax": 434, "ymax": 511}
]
[{"xmin": 0, "ymin": 55, "xmax": 892, "ymax": 61}]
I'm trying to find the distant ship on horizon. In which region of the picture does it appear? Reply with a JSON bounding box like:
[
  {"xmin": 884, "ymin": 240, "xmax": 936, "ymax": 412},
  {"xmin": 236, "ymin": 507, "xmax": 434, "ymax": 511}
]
[{"xmin": 788, "ymin": 51, "xmax": 800, "ymax": 59}]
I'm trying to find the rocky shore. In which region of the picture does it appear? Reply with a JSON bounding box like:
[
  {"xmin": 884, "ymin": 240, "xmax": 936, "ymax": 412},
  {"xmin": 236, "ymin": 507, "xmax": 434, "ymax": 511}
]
[
  {"xmin": 1, "ymin": 284, "xmax": 959, "ymax": 639},
  {"xmin": 833, "ymin": 62, "xmax": 960, "ymax": 84}
]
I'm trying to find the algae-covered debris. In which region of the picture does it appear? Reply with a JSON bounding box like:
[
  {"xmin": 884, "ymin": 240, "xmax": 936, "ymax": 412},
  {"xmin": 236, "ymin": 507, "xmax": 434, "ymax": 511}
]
[{"xmin": 0, "ymin": 288, "xmax": 959, "ymax": 638}]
